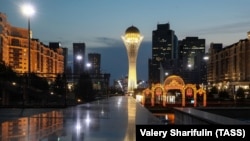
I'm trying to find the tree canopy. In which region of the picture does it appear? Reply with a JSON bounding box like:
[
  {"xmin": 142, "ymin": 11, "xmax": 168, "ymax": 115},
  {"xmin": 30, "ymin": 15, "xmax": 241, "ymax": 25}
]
[{"xmin": 74, "ymin": 72, "xmax": 95, "ymax": 102}]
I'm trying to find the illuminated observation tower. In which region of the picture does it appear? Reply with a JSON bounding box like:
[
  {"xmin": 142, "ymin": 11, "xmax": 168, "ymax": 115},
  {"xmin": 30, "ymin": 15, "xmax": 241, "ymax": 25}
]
[{"xmin": 122, "ymin": 26, "xmax": 143, "ymax": 94}]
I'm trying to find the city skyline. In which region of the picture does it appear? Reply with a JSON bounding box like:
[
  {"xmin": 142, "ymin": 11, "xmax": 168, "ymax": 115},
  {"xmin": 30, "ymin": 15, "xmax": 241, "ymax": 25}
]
[{"xmin": 1, "ymin": 0, "xmax": 250, "ymax": 82}]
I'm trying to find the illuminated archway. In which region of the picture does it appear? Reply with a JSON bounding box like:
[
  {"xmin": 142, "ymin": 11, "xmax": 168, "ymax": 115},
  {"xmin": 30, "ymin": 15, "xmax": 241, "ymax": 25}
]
[
  {"xmin": 164, "ymin": 75, "xmax": 185, "ymax": 106},
  {"xmin": 151, "ymin": 83, "xmax": 165, "ymax": 106},
  {"xmin": 184, "ymin": 84, "xmax": 197, "ymax": 106},
  {"xmin": 141, "ymin": 88, "xmax": 152, "ymax": 106}
]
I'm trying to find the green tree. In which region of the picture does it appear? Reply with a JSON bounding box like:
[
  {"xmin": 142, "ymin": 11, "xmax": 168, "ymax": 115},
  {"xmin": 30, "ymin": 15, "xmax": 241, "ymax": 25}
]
[
  {"xmin": 52, "ymin": 73, "xmax": 67, "ymax": 96},
  {"xmin": 29, "ymin": 72, "xmax": 49, "ymax": 91},
  {"xmin": 0, "ymin": 62, "xmax": 21, "ymax": 105},
  {"xmin": 219, "ymin": 90, "xmax": 229, "ymax": 99},
  {"xmin": 236, "ymin": 87, "xmax": 245, "ymax": 99},
  {"xmin": 210, "ymin": 86, "xmax": 218, "ymax": 95},
  {"xmin": 207, "ymin": 86, "xmax": 218, "ymax": 100},
  {"xmin": 0, "ymin": 62, "xmax": 18, "ymax": 81},
  {"xmin": 74, "ymin": 72, "xmax": 95, "ymax": 103},
  {"xmin": 20, "ymin": 73, "xmax": 50, "ymax": 104}
]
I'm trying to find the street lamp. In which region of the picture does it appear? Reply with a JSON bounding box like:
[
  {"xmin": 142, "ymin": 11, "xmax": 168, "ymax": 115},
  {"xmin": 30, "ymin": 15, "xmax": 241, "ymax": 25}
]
[
  {"xmin": 76, "ymin": 55, "xmax": 82, "ymax": 74},
  {"xmin": 21, "ymin": 3, "xmax": 35, "ymax": 76},
  {"xmin": 76, "ymin": 55, "xmax": 83, "ymax": 60},
  {"xmin": 86, "ymin": 63, "xmax": 91, "ymax": 73},
  {"xmin": 21, "ymin": 4, "xmax": 35, "ymax": 105}
]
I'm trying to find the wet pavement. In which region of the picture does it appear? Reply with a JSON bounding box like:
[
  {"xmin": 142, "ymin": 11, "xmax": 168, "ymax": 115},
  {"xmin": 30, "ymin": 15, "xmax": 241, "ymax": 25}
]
[{"xmin": 0, "ymin": 96, "xmax": 163, "ymax": 141}]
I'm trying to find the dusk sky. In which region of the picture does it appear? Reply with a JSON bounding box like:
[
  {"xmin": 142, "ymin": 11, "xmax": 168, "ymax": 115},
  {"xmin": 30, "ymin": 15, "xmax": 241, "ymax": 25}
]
[{"xmin": 1, "ymin": 0, "xmax": 250, "ymax": 83}]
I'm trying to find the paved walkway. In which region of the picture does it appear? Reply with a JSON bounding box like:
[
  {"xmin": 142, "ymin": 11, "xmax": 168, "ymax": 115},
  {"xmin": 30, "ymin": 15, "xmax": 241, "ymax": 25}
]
[{"xmin": 0, "ymin": 96, "xmax": 162, "ymax": 141}]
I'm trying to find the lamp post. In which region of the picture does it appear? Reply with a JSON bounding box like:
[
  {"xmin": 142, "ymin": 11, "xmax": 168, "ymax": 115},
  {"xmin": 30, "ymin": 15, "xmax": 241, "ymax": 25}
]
[
  {"xmin": 104, "ymin": 73, "xmax": 110, "ymax": 99},
  {"xmin": 21, "ymin": 4, "xmax": 35, "ymax": 105},
  {"xmin": 22, "ymin": 4, "xmax": 35, "ymax": 76}
]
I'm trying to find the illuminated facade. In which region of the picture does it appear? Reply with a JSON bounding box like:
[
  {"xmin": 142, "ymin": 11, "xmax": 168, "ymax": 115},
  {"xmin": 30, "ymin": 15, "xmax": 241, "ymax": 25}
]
[
  {"xmin": 0, "ymin": 13, "xmax": 64, "ymax": 79},
  {"xmin": 207, "ymin": 32, "xmax": 250, "ymax": 93},
  {"xmin": 122, "ymin": 26, "xmax": 143, "ymax": 94}
]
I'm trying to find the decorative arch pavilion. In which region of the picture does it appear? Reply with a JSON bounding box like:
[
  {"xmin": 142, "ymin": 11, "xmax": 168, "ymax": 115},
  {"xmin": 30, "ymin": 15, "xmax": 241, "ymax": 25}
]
[
  {"xmin": 141, "ymin": 75, "xmax": 207, "ymax": 107},
  {"xmin": 164, "ymin": 75, "xmax": 185, "ymax": 106}
]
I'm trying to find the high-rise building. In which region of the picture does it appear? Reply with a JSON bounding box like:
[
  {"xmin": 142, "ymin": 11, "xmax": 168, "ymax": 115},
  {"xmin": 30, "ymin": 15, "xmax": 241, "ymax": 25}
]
[
  {"xmin": 149, "ymin": 23, "xmax": 179, "ymax": 84},
  {"xmin": 178, "ymin": 37, "xmax": 206, "ymax": 84},
  {"xmin": 179, "ymin": 37, "xmax": 205, "ymax": 70},
  {"xmin": 0, "ymin": 13, "xmax": 64, "ymax": 79},
  {"xmin": 88, "ymin": 53, "xmax": 101, "ymax": 74},
  {"xmin": 73, "ymin": 43, "xmax": 85, "ymax": 75},
  {"xmin": 122, "ymin": 26, "xmax": 143, "ymax": 94}
]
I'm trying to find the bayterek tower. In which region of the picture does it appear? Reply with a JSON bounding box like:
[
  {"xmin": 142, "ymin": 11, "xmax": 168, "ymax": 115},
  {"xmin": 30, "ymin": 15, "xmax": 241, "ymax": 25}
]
[{"xmin": 122, "ymin": 26, "xmax": 143, "ymax": 94}]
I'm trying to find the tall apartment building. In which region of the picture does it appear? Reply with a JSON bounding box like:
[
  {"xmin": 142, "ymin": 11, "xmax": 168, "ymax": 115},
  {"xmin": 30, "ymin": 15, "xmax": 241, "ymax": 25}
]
[
  {"xmin": 207, "ymin": 32, "xmax": 250, "ymax": 93},
  {"xmin": 207, "ymin": 43, "xmax": 223, "ymax": 84},
  {"xmin": 178, "ymin": 37, "xmax": 206, "ymax": 84},
  {"xmin": 0, "ymin": 13, "xmax": 64, "ymax": 79},
  {"xmin": 149, "ymin": 23, "xmax": 179, "ymax": 84},
  {"xmin": 88, "ymin": 53, "xmax": 101, "ymax": 74},
  {"xmin": 73, "ymin": 43, "xmax": 85, "ymax": 75}
]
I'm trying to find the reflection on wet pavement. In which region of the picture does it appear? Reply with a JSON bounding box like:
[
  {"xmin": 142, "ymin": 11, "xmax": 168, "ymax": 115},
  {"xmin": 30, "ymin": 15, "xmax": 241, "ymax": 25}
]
[{"xmin": 0, "ymin": 96, "xmax": 163, "ymax": 141}]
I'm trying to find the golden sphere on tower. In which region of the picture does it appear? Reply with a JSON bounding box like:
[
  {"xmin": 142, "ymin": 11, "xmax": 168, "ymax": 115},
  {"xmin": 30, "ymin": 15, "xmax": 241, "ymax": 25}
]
[
  {"xmin": 124, "ymin": 26, "xmax": 141, "ymax": 42},
  {"xmin": 125, "ymin": 26, "xmax": 140, "ymax": 34}
]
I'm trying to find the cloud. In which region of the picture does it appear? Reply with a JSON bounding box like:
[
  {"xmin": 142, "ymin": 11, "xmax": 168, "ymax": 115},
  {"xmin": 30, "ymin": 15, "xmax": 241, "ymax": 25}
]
[
  {"xmin": 88, "ymin": 37, "xmax": 123, "ymax": 48},
  {"xmin": 195, "ymin": 20, "xmax": 250, "ymax": 35}
]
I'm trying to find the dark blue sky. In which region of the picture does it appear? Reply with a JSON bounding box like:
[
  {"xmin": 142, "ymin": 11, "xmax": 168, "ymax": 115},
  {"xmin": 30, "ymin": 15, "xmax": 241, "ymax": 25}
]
[{"xmin": 1, "ymin": 0, "xmax": 250, "ymax": 83}]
